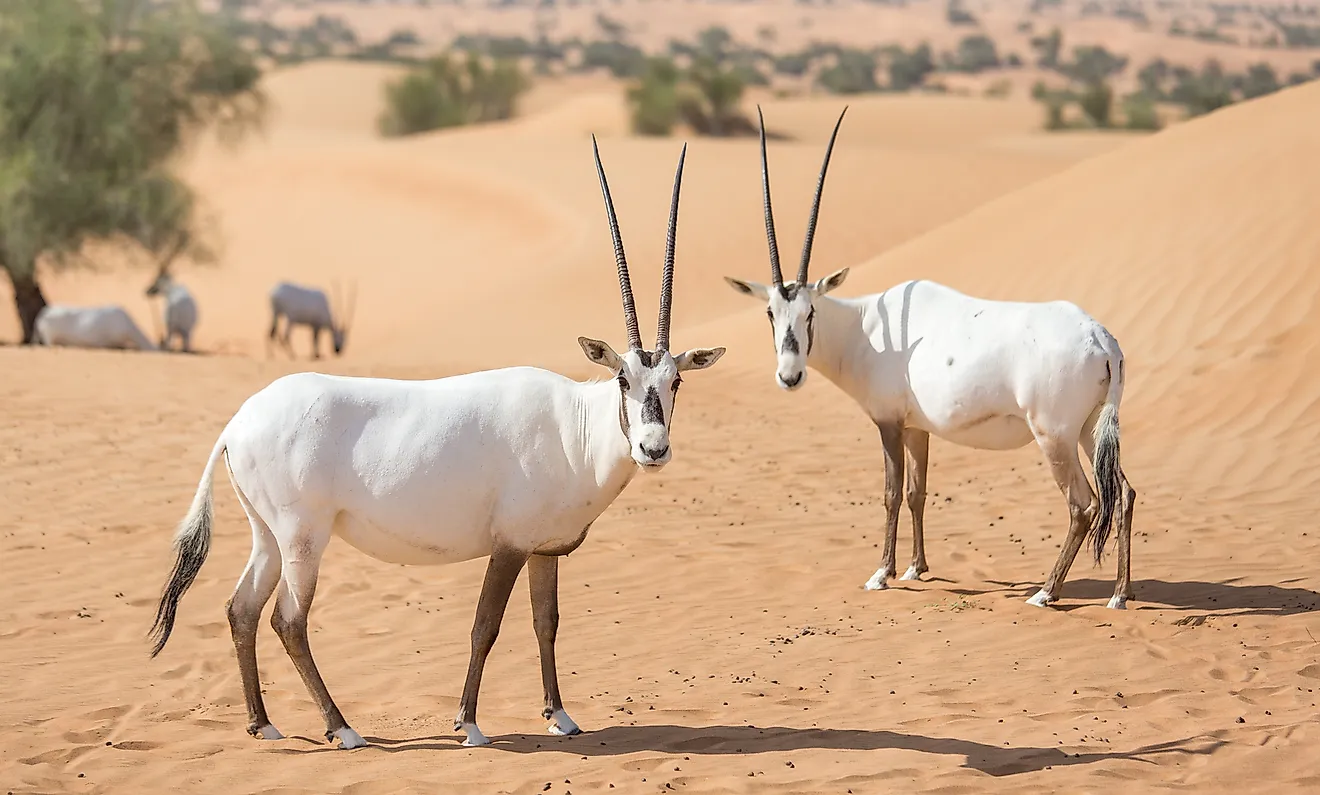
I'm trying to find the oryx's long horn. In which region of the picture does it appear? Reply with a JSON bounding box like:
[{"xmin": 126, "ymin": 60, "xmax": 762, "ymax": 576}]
[
  {"xmin": 757, "ymin": 106, "xmax": 784, "ymax": 288},
  {"xmin": 591, "ymin": 134, "xmax": 642, "ymax": 351},
  {"xmin": 656, "ymin": 142, "xmax": 687, "ymax": 353},
  {"xmin": 797, "ymin": 106, "xmax": 848, "ymax": 286}
]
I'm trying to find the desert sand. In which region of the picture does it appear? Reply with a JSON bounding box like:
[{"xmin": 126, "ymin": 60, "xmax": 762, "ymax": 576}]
[{"xmin": 4, "ymin": 60, "xmax": 1320, "ymax": 794}]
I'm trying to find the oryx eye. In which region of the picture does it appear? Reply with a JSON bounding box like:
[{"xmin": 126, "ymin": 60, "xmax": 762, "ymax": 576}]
[
  {"xmin": 617, "ymin": 375, "xmax": 630, "ymax": 391},
  {"xmin": 766, "ymin": 309, "xmax": 774, "ymax": 324},
  {"xmin": 672, "ymin": 376, "xmax": 682, "ymax": 392}
]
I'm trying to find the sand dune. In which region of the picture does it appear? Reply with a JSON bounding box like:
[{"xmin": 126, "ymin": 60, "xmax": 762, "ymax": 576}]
[{"xmin": 3, "ymin": 62, "xmax": 1320, "ymax": 794}]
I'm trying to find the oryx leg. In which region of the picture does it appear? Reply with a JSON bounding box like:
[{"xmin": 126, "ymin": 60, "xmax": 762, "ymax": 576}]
[
  {"xmin": 864, "ymin": 422, "xmax": 906, "ymax": 591},
  {"xmin": 1027, "ymin": 428, "xmax": 1096, "ymax": 608},
  {"xmin": 901, "ymin": 428, "xmax": 930, "ymax": 581},
  {"xmin": 269, "ymin": 523, "xmax": 365, "ymax": 749},
  {"xmin": 528, "ymin": 554, "xmax": 580, "ymax": 737},
  {"xmin": 225, "ymin": 481, "xmax": 284, "ymax": 741},
  {"xmin": 310, "ymin": 325, "xmax": 322, "ymax": 360},
  {"xmin": 455, "ymin": 546, "xmax": 530, "ymax": 746}
]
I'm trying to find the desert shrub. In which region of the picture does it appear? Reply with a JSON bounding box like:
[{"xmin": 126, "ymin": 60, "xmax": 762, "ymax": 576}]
[
  {"xmin": 628, "ymin": 57, "xmax": 681, "ymax": 135},
  {"xmin": 580, "ymin": 40, "xmax": 646, "ymax": 78},
  {"xmin": 817, "ymin": 48, "xmax": 880, "ymax": 94},
  {"xmin": 983, "ymin": 78, "xmax": 1012, "ymax": 98},
  {"xmin": 378, "ymin": 53, "xmax": 529, "ymax": 137},
  {"xmin": 1077, "ymin": 80, "xmax": 1113, "ymax": 127},
  {"xmin": 1170, "ymin": 60, "xmax": 1234, "ymax": 116},
  {"xmin": 1122, "ymin": 93, "xmax": 1162, "ymax": 130},
  {"xmin": 774, "ymin": 51, "xmax": 812, "ymax": 76},
  {"xmin": 1061, "ymin": 45, "xmax": 1127, "ymax": 83},
  {"xmin": 950, "ymin": 34, "xmax": 1000, "ymax": 72},
  {"xmin": 1240, "ymin": 62, "xmax": 1281, "ymax": 98},
  {"xmin": 888, "ymin": 43, "xmax": 935, "ymax": 90}
]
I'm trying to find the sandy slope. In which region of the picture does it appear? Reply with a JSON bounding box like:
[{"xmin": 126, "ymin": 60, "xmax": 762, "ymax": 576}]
[{"xmin": 4, "ymin": 65, "xmax": 1320, "ymax": 794}]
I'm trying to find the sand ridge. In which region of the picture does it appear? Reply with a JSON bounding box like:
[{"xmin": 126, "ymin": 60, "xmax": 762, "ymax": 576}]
[{"xmin": 3, "ymin": 63, "xmax": 1320, "ymax": 793}]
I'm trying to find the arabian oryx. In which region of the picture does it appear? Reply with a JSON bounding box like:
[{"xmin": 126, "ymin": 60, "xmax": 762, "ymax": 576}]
[
  {"xmin": 267, "ymin": 280, "xmax": 354, "ymax": 359},
  {"xmin": 146, "ymin": 137, "xmax": 725, "ymax": 749},
  {"xmin": 724, "ymin": 107, "xmax": 1137, "ymax": 610},
  {"xmin": 145, "ymin": 271, "xmax": 199, "ymax": 353},
  {"xmin": 33, "ymin": 305, "xmax": 157, "ymax": 351}
]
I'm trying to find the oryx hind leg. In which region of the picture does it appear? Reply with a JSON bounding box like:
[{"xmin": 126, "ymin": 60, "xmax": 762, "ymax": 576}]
[
  {"xmin": 226, "ymin": 477, "xmax": 284, "ymax": 741},
  {"xmin": 1027, "ymin": 425, "xmax": 1095, "ymax": 608},
  {"xmin": 1079, "ymin": 420, "xmax": 1138, "ymax": 609},
  {"xmin": 269, "ymin": 518, "xmax": 365, "ymax": 749},
  {"xmin": 901, "ymin": 428, "xmax": 930, "ymax": 581},
  {"xmin": 864, "ymin": 422, "xmax": 905, "ymax": 591}
]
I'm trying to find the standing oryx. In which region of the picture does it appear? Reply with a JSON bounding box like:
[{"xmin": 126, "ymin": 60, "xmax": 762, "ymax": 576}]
[
  {"xmin": 724, "ymin": 107, "xmax": 1137, "ymax": 610},
  {"xmin": 145, "ymin": 271, "xmax": 199, "ymax": 353},
  {"xmin": 146, "ymin": 137, "xmax": 725, "ymax": 749},
  {"xmin": 267, "ymin": 280, "xmax": 354, "ymax": 359}
]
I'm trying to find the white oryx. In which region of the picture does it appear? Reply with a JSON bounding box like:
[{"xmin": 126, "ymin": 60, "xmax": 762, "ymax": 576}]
[
  {"xmin": 33, "ymin": 305, "xmax": 157, "ymax": 351},
  {"xmin": 725, "ymin": 107, "xmax": 1137, "ymax": 610},
  {"xmin": 147, "ymin": 137, "xmax": 725, "ymax": 749},
  {"xmin": 145, "ymin": 271, "xmax": 199, "ymax": 353},
  {"xmin": 267, "ymin": 280, "xmax": 354, "ymax": 359}
]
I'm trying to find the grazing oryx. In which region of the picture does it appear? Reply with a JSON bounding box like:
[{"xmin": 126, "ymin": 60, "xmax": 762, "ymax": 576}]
[
  {"xmin": 147, "ymin": 137, "xmax": 725, "ymax": 749},
  {"xmin": 145, "ymin": 271, "xmax": 199, "ymax": 353},
  {"xmin": 267, "ymin": 280, "xmax": 354, "ymax": 359},
  {"xmin": 33, "ymin": 305, "xmax": 157, "ymax": 351},
  {"xmin": 724, "ymin": 107, "xmax": 1137, "ymax": 610}
]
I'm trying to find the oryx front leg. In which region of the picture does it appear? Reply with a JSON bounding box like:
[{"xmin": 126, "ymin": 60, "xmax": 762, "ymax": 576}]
[
  {"xmin": 901, "ymin": 429, "xmax": 930, "ymax": 581},
  {"xmin": 529, "ymin": 555, "xmax": 580, "ymax": 737},
  {"xmin": 1027, "ymin": 432, "xmax": 1096, "ymax": 608},
  {"xmin": 455, "ymin": 546, "xmax": 530, "ymax": 747},
  {"xmin": 864, "ymin": 422, "xmax": 906, "ymax": 591},
  {"xmin": 270, "ymin": 528, "xmax": 365, "ymax": 749}
]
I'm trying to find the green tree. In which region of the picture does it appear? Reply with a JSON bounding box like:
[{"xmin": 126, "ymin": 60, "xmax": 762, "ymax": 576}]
[
  {"xmin": 888, "ymin": 43, "xmax": 934, "ymax": 90},
  {"xmin": 0, "ymin": 0, "xmax": 265, "ymax": 343},
  {"xmin": 1077, "ymin": 80, "xmax": 1114, "ymax": 127},
  {"xmin": 817, "ymin": 49, "xmax": 880, "ymax": 94},
  {"xmin": 628, "ymin": 57, "xmax": 681, "ymax": 135},
  {"xmin": 378, "ymin": 52, "xmax": 529, "ymax": 137}
]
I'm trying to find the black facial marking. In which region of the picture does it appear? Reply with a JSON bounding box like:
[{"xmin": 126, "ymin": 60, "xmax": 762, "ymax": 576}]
[
  {"xmin": 781, "ymin": 327, "xmax": 799, "ymax": 355},
  {"xmin": 806, "ymin": 308, "xmax": 815, "ymax": 353},
  {"xmin": 777, "ymin": 283, "xmax": 801, "ymax": 301},
  {"xmin": 636, "ymin": 349, "xmax": 656, "ymax": 367},
  {"xmin": 617, "ymin": 378, "xmax": 630, "ymax": 437},
  {"xmin": 642, "ymin": 386, "xmax": 664, "ymax": 425}
]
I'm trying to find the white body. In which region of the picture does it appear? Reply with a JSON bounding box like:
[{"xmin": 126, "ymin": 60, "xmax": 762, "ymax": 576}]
[
  {"xmin": 33, "ymin": 305, "xmax": 157, "ymax": 351},
  {"xmin": 221, "ymin": 368, "xmax": 637, "ymax": 569},
  {"xmin": 269, "ymin": 282, "xmax": 333, "ymax": 329},
  {"xmin": 811, "ymin": 280, "xmax": 1120, "ymax": 450},
  {"xmin": 148, "ymin": 274, "xmax": 198, "ymax": 352}
]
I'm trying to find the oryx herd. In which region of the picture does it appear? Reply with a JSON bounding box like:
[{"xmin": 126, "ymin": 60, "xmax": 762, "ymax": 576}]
[
  {"xmin": 140, "ymin": 108, "xmax": 1137, "ymax": 749},
  {"xmin": 31, "ymin": 269, "xmax": 355, "ymax": 359}
]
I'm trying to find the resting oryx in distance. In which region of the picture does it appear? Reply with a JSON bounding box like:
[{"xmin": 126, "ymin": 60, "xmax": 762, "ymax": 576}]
[
  {"xmin": 146, "ymin": 137, "xmax": 725, "ymax": 749},
  {"xmin": 145, "ymin": 271, "xmax": 199, "ymax": 353},
  {"xmin": 33, "ymin": 305, "xmax": 157, "ymax": 351},
  {"xmin": 724, "ymin": 107, "xmax": 1137, "ymax": 610},
  {"xmin": 267, "ymin": 280, "xmax": 355, "ymax": 359}
]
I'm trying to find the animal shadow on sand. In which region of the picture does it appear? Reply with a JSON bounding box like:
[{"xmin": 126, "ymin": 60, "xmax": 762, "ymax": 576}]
[
  {"xmin": 956, "ymin": 577, "xmax": 1320, "ymax": 618},
  {"xmin": 277, "ymin": 725, "xmax": 1225, "ymax": 777}
]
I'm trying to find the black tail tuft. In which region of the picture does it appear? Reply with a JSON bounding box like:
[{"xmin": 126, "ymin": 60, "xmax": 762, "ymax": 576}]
[
  {"xmin": 147, "ymin": 490, "xmax": 213, "ymax": 657},
  {"xmin": 1090, "ymin": 403, "xmax": 1122, "ymax": 565}
]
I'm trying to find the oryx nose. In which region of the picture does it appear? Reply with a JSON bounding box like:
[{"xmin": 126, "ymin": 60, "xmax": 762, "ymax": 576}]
[
  {"xmin": 779, "ymin": 372, "xmax": 803, "ymax": 387},
  {"xmin": 640, "ymin": 444, "xmax": 669, "ymax": 461}
]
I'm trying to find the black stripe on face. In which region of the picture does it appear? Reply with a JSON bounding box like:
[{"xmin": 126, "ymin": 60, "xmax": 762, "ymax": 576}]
[
  {"xmin": 617, "ymin": 376, "xmax": 630, "ymax": 437},
  {"xmin": 806, "ymin": 309, "xmax": 815, "ymax": 354},
  {"xmin": 642, "ymin": 386, "xmax": 664, "ymax": 425},
  {"xmin": 781, "ymin": 327, "xmax": 800, "ymax": 355}
]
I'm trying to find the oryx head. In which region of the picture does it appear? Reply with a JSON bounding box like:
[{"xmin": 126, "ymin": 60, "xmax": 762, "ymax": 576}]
[
  {"xmin": 145, "ymin": 270, "xmax": 174, "ymax": 298},
  {"xmin": 724, "ymin": 106, "xmax": 850, "ymax": 392},
  {"xmin": 328, "ymin": 280, "xmax": 357, "ymax": 355},
  {"xmin": 579, "ymin": 136, "xmax": 726, "ymax": 471}
]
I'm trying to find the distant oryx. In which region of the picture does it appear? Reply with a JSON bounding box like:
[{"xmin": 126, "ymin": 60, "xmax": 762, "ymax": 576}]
[
  {"xmin": 145, "ymin": 271, "xmax": 199, "ymax": 353},
  {"xmin": 147, "ymin": 137, "xmax": 725, "ymax": 749},
  {"xmin": 725, "ymin": 107, "xmax": 1137, "ymax": 610},
  {"xmin": 33, "ymin": 305, "xmax": 157, "ymax": 351},
  {"xmin": 267, "ymin": 280, "xmax": 354, "ymax": 359}
]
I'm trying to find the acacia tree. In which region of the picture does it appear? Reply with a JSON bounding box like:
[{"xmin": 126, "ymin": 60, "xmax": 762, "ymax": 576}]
[{"xmin": 0, "ymin": 0, "xmax": 265, "ymax": 343}]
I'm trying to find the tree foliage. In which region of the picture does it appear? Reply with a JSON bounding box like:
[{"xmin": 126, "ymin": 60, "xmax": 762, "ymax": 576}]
[
  {"xmin": 378, "ymin": 52, "xmax": 530, "ymax": 137},
  {"xmin": 0, "ymin": 0, "xmax": 266, "ymax": 342}
]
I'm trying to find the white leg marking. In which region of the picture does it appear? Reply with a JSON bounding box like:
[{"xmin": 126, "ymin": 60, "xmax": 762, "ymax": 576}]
[
  {"xmin": 900, "ymin": 565, "xmax": 922, "ymax": 581},
  {"xmin": 863, "ymin": 568, "xmax": 890, "ymax": 591},
  {"xmin": 332, "ymin": 727, "xmax": 368, "ymax": 749},
  {"xmin": 461, "ymin": 723, "xmax": 490, "ymax": 747},
  {"xmin": 1106, "ymin": 595, "xmax": 1128, "ymax": 610},
  {"xmin": 255, "ymin": 724, "xmax": 284, "ymax": 740},
  {"xmin": 1026, "ymin": 589, "xmax": 1056, "ymax": 608},
  {"xmin": 548, "ymin": 709, "xmax": 581, "ymax": 737}
]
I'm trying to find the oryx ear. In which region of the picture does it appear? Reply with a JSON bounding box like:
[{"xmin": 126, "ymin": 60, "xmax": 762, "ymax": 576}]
[
  {"xmin": 723, "ymin": 276, "xmax": 771, "ymax": 300},
  {"xmin": 579, "ymin": 336, "xmax": 623, "ymax": 371},
  {"xmin": 812, "ymin": 267, "xmax": 849, "ymax": 296},
  {"xmin": 675, "ymin": 346, "xmax": 726, "ymax": 372}
]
